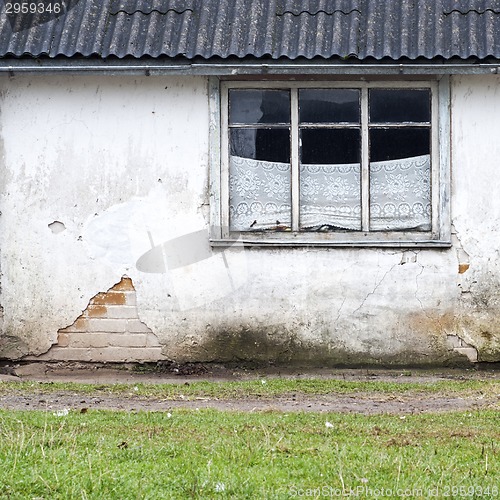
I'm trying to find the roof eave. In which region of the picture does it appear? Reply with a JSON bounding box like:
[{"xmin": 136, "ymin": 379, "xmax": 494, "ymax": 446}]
[{"xmin": 2, "ymin": 55, "xmax": 500, "ymax": 76}]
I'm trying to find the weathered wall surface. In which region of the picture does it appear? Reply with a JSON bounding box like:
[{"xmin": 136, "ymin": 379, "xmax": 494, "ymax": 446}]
[{"xmin": 0, "ymin": 73, "xmax": 499, "ymax": 366}]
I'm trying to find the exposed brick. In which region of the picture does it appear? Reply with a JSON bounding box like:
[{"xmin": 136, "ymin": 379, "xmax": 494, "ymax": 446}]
[
  {"xmin": 57, "ymin": 332, "xmax": 70, "ymax": 347},
  {"xmin": 112, "ymin": 277, "xmax": 135, "ymax": 291},
  {"xmin": 90, "ymin": 293, "xmax": 107, "ymax": 305},
  {"xmin": 127, "ymin": 319, "xmax": 152, "ymax": 333},
  {"xmin": 59, "ymin": 317, "xmax": 88, "ymax": 333},
  {"xmin": 86, "ymin": 305, "xmax": 108, "ymax": 318},
  {"xmin": 90, "ymin": 347, "xmax": 166, "ymax": 363},
  {"xmin": 86, "ymin": 318, "xmax": 128, "ymax": 333},
  {"xmin": 124, "ymin": 292, "xmax": 137, "ymax": 306},
  {"xmin": 458, "ymin": 263, "xmax": 470, "ymax": 274},
  {"xmin": 146, "ymin": 333, "xmax": 162, "ymax": 347},
  {"xmin": 33, "ymin": 347, "xmax": 93, "ymax": 362},
  {"xmin": 455, "ymin": 347, "xmax": 478, "ymax": 362},
  {"xmin": 447, "ymin": 334, "xmax": 462, "ymax": 348},
  {"xmin": 106, "ymin": 305, "xmax": 138, "ymax": 319},
  {"xmin": 46, "ymin": 277, "xmax": 160, "ymax": 363},
  {"xmin": 107, "ymin": 333, "xmax": 148, "ymax": 347},
  {"xmin": 92, "ymin": 291, "xmax": 126, "ymax": 306},
  {"xmin": 69, "ymin": 332, "xmax": 109, "ymax": 349}
]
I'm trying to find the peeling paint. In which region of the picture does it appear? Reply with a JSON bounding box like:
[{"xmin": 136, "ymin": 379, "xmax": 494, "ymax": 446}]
[
  {"xmin": 447, "ymin": 334, "xmax": 479, "ymax": 362},
  {"xmin": 26, "ymin": 277, "xmax": 165, "ymax": 362},
  {"xmin": 452, "ymin": 227, "xmax": 470, "ymax": 274},
  {"xmin": 48, "ymin": 221, "xmax": 66, "ymax": 234},
  {"xmin": 458, "ymin": 263, "xmax": 470, "ymax": 274},
  {"xmin": 400, "ymin": 250, "xmax": 418, "ymax": 265}
]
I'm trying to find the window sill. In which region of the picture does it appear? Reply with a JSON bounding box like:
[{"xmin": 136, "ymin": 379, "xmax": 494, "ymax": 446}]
[{"xmin": 210, "ymin": 238, "xmax": 452, "ymax": 248}]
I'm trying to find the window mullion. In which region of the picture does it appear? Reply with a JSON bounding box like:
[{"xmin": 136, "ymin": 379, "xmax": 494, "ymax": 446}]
[
  {"xmin": 361, "ymin": 87, "xmax": 370, "ymax": 232},
  {"xmin": 291, "ymin": 88, "xmax": 300, "ymax": 232},
  {"xmin": 431, "ymin": 85, "xmax": 439, "ymax": 236},
  {"xmin": 221, "ymin": 84, "xmax": 230, "ymax": 238}
]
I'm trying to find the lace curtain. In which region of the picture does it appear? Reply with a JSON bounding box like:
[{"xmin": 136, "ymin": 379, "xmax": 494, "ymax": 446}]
[
  {"xmin": 229, "ymin": 156, "xmax": 292, "ymax": 230},
  {"xmin": 370, "ymin": 154, "xmax": 431, "ymax": 231},
  {"xmin": 229, "ymin": 154, "xmax": 431, "ymax": 232}
]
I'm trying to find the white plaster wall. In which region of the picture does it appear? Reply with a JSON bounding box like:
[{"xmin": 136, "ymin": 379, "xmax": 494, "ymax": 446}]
[
  {"xmin": 450, "ymin": 75, "xmax": 500, "ymax": 360},
  {"xmin": 0, "ymin": 73, "xmax": 499, "ymax": 365},
  {"xmin": 0, "ymin": 74, "xmax": 209, "ymax": 357}
]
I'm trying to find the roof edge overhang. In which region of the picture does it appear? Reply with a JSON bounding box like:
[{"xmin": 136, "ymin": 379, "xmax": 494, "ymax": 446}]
[{"xmin": 2, "ymin": 56, "xmax": 500, "ymax": 76}]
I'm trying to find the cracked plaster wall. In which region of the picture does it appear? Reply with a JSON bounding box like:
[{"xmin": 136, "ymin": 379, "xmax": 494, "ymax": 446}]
[
  {"xmin": 449, "ymin": 75, "xmax": 500, "ymax": 361},
  {"xmin": 0, "ymin": 74, "xmax": 499, "ymax": 365}
]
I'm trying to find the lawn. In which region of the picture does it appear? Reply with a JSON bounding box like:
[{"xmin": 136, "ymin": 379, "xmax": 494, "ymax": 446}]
[{"xmin": 0, "ymin": 378, "xmax": 499, "ymax": 498}]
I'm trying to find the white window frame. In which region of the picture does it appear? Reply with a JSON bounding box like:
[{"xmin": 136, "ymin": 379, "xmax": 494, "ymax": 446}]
[{"xmin": 209, "ymin": 77, "xmax": 451, "ymax": 248}]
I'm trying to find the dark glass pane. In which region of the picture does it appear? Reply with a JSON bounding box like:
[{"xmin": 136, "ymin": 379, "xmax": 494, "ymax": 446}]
[
  {"xmin": 370, "ymin": 128, "xmax": 430, "ymax": 162},
  {"xmin": 229, "ymin": 90, "xmax": 290, "ymax": 125},
  {"xmin": 299, "ymin": 89, "xmax": 360, "ymax": 123},
  {"xmin": 230, "ymin": 128, "xmax": 290, "ymax": 163},
  {"xmin": 369, "ymin": 89, "xmax": 431, "ymax": 123},
  {"xmin": 301, "ymin": 129, "xmax": 360, "ymax": 164}
]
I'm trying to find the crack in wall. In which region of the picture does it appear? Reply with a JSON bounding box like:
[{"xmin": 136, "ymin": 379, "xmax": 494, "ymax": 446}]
[
  {"xmin": 354, "ymin": 250, "xmax": 423, "ymax": 316},
  {"xmin": 334, "ymin": 297, "xmax": 347, "ymax": 324},
  {"xmin": 352, "ymin": 263, "xmax": 398, "ymax": 315},
  {"xmin": 414, "ymin": 263, "xmax": 426, "ymax": 313}
]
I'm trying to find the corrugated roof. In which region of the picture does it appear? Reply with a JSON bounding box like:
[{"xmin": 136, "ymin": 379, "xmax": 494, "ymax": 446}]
[{"xmin": 1, "ymin": 0, "xmax": 500, "ymax": 60}]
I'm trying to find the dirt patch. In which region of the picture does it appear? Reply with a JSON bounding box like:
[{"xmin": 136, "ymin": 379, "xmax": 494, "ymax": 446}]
[
  {"xmin": 0, "ymin": 391, "xmax": 497, "ymax": 415},
  {"xmin": 0, "ymin": 362, "xmax": 499, "ymax": 414}
]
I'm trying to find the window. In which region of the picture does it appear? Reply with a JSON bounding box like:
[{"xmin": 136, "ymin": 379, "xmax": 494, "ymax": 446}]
[{"xmin": 211, "ymin": 80, "xmax": 450, "ymax": 247}]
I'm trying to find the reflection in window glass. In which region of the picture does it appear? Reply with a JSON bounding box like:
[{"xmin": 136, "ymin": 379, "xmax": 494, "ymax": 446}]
[
  {"xmin": 369, "ymin": 89, "xmax": 431, "ymax": 123},
  {"xmin": 299, "ymin": 89, "xmax": 360, "ymax": 123},
  {"xmin": 229, "ymin": 89, "xmax": 290, "ymax": 125}
]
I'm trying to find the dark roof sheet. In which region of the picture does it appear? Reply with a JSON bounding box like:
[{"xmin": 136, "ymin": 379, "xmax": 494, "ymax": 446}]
[{"xmin": 1, "ymin": 0, "xmax": 500, "ymax": 60}]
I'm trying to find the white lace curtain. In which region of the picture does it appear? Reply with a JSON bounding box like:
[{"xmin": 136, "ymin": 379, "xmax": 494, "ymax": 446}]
[{"xmin": 229, "ymin": 154, "xmax": 431, "ymax": 232}]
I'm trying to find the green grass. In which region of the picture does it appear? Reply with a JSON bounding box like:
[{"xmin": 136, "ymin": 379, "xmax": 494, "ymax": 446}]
[
  {"xmin": 1, "ymin": 377, "xmax": 499, "ymax": 400},
  {"xmin": 1, "ymin": 378, "xmax": 499, "ymax": 497},
  {"xmin": 0, "ymin": 409, "xmax": 498, "ymax": 498}
]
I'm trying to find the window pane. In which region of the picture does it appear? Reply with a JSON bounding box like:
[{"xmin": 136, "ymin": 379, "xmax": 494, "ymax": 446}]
[
  {"xmin": 229, "ymin": 90, "xmax": 290, "ymax": 125},
  {"xmin": 301, "ymin": 129, "xmax": 360, "ymax": 164},
  {"xmin": 300, "ymin": 129, "xmax": 361, "ymax": 231},
  {"xmin": 229, "ymin": 129, "xmax": 291, "ymax": 232},
  {"xmin": 370, "ymin": 134, "xmax": 431, "ymax": 231},
  {"xmin": 370, "ymin": 128, "xmax": 430, "ymax": 162},
  {"xmin": 230, "ymin": 128, "xmax": 290, "ymax": 163},
  {"xmin": 299, "ymin": 89, "xmax": 360, "ymax": 123},
  {"xmin": 369, "ymin": 89, "xmax": 431, "ymax": 123}
]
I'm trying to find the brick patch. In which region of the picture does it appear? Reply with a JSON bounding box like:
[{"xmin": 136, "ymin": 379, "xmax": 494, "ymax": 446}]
[
  {"xmin": 87, "ymin": 305, "xmax": 107, "ymax": 317},
  {"xmin": 113, "ymin": 277, "xmax": 135, "ymax": 291},
  {"xmin": 45, "ymin": 277, "xmax": 165, "ymax": 362},
  {"xmin": 92, "ymin": 291, "xmax": 126, "ymax": 305}
]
